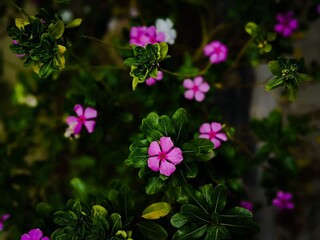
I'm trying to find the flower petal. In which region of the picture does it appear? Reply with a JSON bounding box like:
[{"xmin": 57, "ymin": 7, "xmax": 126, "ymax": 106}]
[
  {"xmin": 199, "ymin": 134, "xmax": 210, "ymax": 139},
  {"xmin": 166, "ymin": 147, "xmax": 183, "ymax": 164},
  {"xmin": 66, "ymin": 116, "xmax": 78, "ymax": 125},
  {"xmin": 73, "ymin": 122, "xmax": 83, "ymax": 134},
  {"xmin": 29, "ymin": 228, "xmax": 43, "ymax": 239},
  {"xmin": 286, "ymin": 202, "xmax": 294, "ymax": 209},
  {"xmin": 160, "ymin": 137, "xmax": 174, "ymax": 153},
  {"xmin": 159, "ymin": 160, "xmax": 176, "ymax": 176},
  {"xmin": 148, "ymin": 156, "xmax": 160, "ymax": 171},
  {"xmin": 183, "ymin": 79, "xmax": 194, "ymax": 89},
  {"xmin": 184, "ymin": 89, "xmax": 194, "ymax": 100},
  {"xmin": 42, "ymin": 237, "xmax": 50, "ymax": 240},
  {"xmin": 194, "ymin": 91, "xmax": 205, "ymax": 102},
  {"xmin": 74, "ymin": 104, "xmax": 84, "ymax": 117},
  {"xmin": 84, "ymin": 107, "xmax": 97, "ymax": 119},
  {"xmin": 145, "ymin": 78, "xmax": 156, "ymax": 86},
  {"xmin": 216, "ymin": 133, "xmax": 227, "ymax": 141},
  {"xmin": 84, "ymin": 120, "xmax": 96, "ymax": 133},
  {"xmin": 194, "ymin": 76, "xmax": 203, "ymax": 86},
  {"xmin": 210, "ymin": 122, "xmax": 222, "ymax": 132},
  {"xmin": 148, "ymin": 141, "xmax": 161, "ymax": 156},
  {"xmin": 211, "ymin": 138, "xmax": 221, "ymax": 149},
  {"xmin": 199, "ymin": 82, "xmax": 210, "ymax": 92},
  {"xmin": 199, "ymin": 123, "xmax": 211, "ymax": 133},
  {"xmin": 156, "ymin": 71, "xmax": 163, "ymax": 80},
  {"xmin": 21, "ymin": 234, "xmax": 31, "ymax": 240}
]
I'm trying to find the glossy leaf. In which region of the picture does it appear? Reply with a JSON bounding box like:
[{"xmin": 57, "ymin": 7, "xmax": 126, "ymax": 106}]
[
  {"xmin": 142, "ymin": 202, "xmax": 171, "ymax": 219},
  {"xmin": 136, "ymin": 220, "xmax": 168, "ymax": 240},
  {"xmin": 172, "ymin": 223, "xmax": 207, "ymax": 240},
  {"xmin": 48, "ymin": 20, "xmax": 65, "ymax": 39}
]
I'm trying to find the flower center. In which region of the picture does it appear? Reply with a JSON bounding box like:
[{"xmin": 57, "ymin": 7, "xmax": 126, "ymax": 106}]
[
  {"xmin": 158, "ymin": 152, "xmax": 167, "ymax": 160},
  {"xmin": 79, "ymin": 115, "xmax": 86, "ymax": 123},
  {"xmin": 192, "ymin": 85, "xmax": 199, "ymax": 92},
  {"xmin": 209, "ymin": 131, "xmax": 216, "ymax": 139},
  {"xmin": 214, "ymin": 46, "xmax": 222, "ymax": 54}
]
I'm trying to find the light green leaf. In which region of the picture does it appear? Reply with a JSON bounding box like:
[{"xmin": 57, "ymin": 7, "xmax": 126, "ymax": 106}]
[
  {"xmin": 268, "ymin": 60, "xmax": 281, "ymax": 76},
  {"xmin": 109, "ymin": 213, "xmax": 122, "ymax": 236},
  {"xmin": 145, "ymin": 177, "xmax": 165, "ymax": 195},
  {"xmin": 66, "ymin": 18, "xmax": 82, "ymax": 28},
  {"xmin": 48, "ymin": 20, "xmax": 65, "ymax": 39},
  {"xmin": 142, "ymin": 202, "xmax": 171, "ymax": 219},
  {"xmin": 171, "ymin": 213, "xmax": 189, "ymax": 228}
]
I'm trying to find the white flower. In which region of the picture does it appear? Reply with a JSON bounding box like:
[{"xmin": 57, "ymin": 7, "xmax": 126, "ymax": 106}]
[{"xmin": 155, "ymin": 18, "xmax": 177, "ymax": 45}]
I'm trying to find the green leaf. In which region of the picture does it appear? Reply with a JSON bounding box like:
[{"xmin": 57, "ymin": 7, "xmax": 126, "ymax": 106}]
[
  {"xmin": 141, "ymin": 112, "xmax": 159, "ymax": 133},
  {"xmin": 212, "ymin": 184, "xmax": 227, "ymax": 213},
  {"xmin": 125, "ymin": 148, "xmax": 148, "ymax": 168},
  {"xmin": 171, "ymin": 213, "xmax": 189, "ymax": 228},
  {"xmin": 245, "ymin": 22, "xmax": 258, "ymax": 36},
  {"xmin": 268, "ymin": 60, "xmax": 281, "ymax": 76},
  {"xmin": 182, "ymin": 161, "xmax": 198, "ymax": 178},
  {"xmin": 158, "ymin": 115, "xmax": 176, "ymax": 137},
  {"xmin": 48, "ymin": 20, "xmax": 65, "ymax": 39},
  {"xmin": 51, "ymin": 227, "xmax": 74, "ymax": 240},
  {"xmin": 109, "ymin": 213, "xmax": 122, "ymax": 236},
  {"xmin": 204, "ymin": 226, "xmax": 230, "ymax": 240},
  {"xmin": 172, "ymin": 108, "xmax": 189, "ymax": 144},
  {"xmin": 132, "ymin": 76, "xmax": 140, "ymax": 90},
  {"xmin": 53, "ymin": 211, "xmax": 78, "ymax": 226},
  {"xmin": 182, "ymin": 138, "xmax": 214, "ymax": 162},
  {"xmin": 145, "ymin": 129, "xmax": 164, "ymax": 142},
  {"xmin": 159, "ymin": 42, "xmax": 169, "ymax": 61},
  {"xmin": 66, "ymin": 18, "xmax": 82, "ymax": 28},
  {"xmin": 38, "ymin": 61, "xmax": 53, "ymax": 78},
  {"xmin": 181, "ymin": 204, "xmax": 210, "ymax": 223},
  {"xmin": 199, "ymin": 184, "xmax": 214, "ymax": 210},
  {"xmin": 70, "ymin": 177, "xmax": 87, "ymax": 201},
  {"xmin": 172, "ymin": 223, "xmax": 207, "ymax": 240},
  {"xmin": 92, "ymin": 205, "xmax": 108, "ymax": 217},
  {"xmin": 124, "ymin": 57, "xmax": 138, "ymax": 66},
  {"xmin": 145, "ymin": 177, "xmax": 165, "ymax": 195},
  {"xmin": 265, "ymin": 76, "xmax": 283, "ymax": 91},
  {"xmin": 36, "ymin": 202, "xmax": 54, "ymax": 216},
  {"xmin": 129, "ymin": 139, "xmax": 150, "ymax": 151},
  {"xmin": 219, "ymin": 207, "xmax": 259, "ymax": 234},
  {"xmin": 142, "ymin": 202, "xmax": 171, "ymax": 220},
  {"xmin": 136, "ymin": 220, "xmax": 168, "ymax": 240}
]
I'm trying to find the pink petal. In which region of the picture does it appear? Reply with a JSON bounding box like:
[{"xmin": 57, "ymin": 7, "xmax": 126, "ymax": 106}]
[
  {"xmin": 21, "ymin": 234, "xmax": 31, "ymax": 240},
  {"xmin": 159, "ymin": 160, "xmax": 176, "ymax": 176},
  {"xmin": 194, "ymin": 91, "xmax": 205, "ymax": 102},
  {"xmin": 282, "ymin": 28, "xmax": 292, "ymax": 37},
  {"xmin": 274, "ymin": 24, "xmax": 284, "ymax": 34},
  {"xmin": 84, "ymin": 107, "xmax": 97, "ymax": 119},
  {"xmin": 286, "ymin": 202, "xmax": 295, "ymax": 209},
  {"xmin": 199, "ymin": 123, "xmax": 211, "ymax": 133},
  {"xmin": 0, "ymin": 214, "xmax": 10, "ymax": 221},
  {"xmin": 272, "ymin": 199, "xmax": 281, "ymax": 208},
  {"xmin": 148, "ymin": 141, "xmax": 161, "ymax": 156},
  {"xmin": 184, "ymin": 89, "xmax": 194, "ymax": 100},
  {"xmin": 29, "ymin": 228, "xmax": 43, "ymax": 239},
  {"xmin": 0, "ymin": 223, "xmax": 3, "ymax": 231},
  {"xmin": 204, "ymin": 45, "xmax": 214, "ymax": 56},
  {"xmin": 211, "ymin": 138, "xmax": 221, "ymax": 149},
  {"xmin": 148, "ymin": 156, "xmax": 160, "ymax": 171},
  {"xmin": 84, "ymin": 120, "xmax": 96, "ymax": 133},
  {"xmin": 194, "ymin": 76, "xmax": 203, "ymax": 86},
  {"xmin": 156, "ymin": 32, "xmax": 166, "ymax": 42},
  {"xmin": 146, "ymin": 78, "xmax": 156, "ymax": 86},
  {"xmin": 216, "ymin": 133, "xmax": 227, "ymax": 141},
  {"xmin": 166, "ymin": 147, "xmax": 183, "ymax": 164},
  {"xmin": 66, "ymin": 116, "xmax": 78, "ymax": 125},
  {"xmin": 210, "ymin": 122, "xmax": 222, "ymax": 132},
  {"xmin": 156, "ymin": 71, "xmax": 163, "ymax": 80},
  {"xmin": 42, "ymin": 237, "xmax": 50, "ymax": 240},
  {"xmin": 199, "ymin": 134, "xmax": 210, "ymax": 139},
  {"xmin": 199, "ymin": 82, "xmax": 210, "ymax": 92},
  {"xmin": 73, "ymin": 122, "xmax": 83, "ymax": 134},
  {"xmin": 210, "ymin": 53, "xmax": 219, "ymax": 64},
  {"xmin": 74, "ymin": 104, "xmax": 84, "ymax": 117},
  {"xmin": 289, "ymin": 19, "xmax": 298, "ymax": 29},
  {"xmin": 276, "ymin": 14, "xmax": 285, "ymax": 23},
  {"xmin": 160, "ymin": 137, "xmax": 174, "ymax": 153},
  {"xmin": 183, "ymin": 79, "xmax": 194, "ymax": 89}
]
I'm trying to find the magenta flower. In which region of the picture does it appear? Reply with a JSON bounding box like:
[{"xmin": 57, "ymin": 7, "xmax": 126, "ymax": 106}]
[
  {"xmin": 240, "ymin": 201, "xmax": 254, "ymax": 212},
  {"xmin": 21, "ymin": 228, "xmax": 49, "ymax": 240},
  {"xmin": 12, "ymin": 40, "xmax": 26, "ymax": 58},
  {"xmin": 183, "ymin": 76, "xmax": 210, "ymax": 102},
  {"xmin": 317, "ymin": 4, "xmax": 320, "ymax": 14},
  {"xmin": 65, "ymin": 104, "xmax": 97, "ymax": 137},
  {"xmin": 148, "ymin": 137, "xmax": 183, "ymax": 176},
  {"xmin": 146, "ymin": 71, "xmax": 163, "ymax": 86},
  {"xmin": 204, "ymin": 41, "xmax": 228, "ymax": 64},
  {"xmin": 274, "ymin": 11, "xmax": 298, "ymax": 37},
  {"xmin": 272, "ymin": 191, "xmax": 294, "ymax": 210},
  {"xmin": 0, "ymin": 214, "xmax": 10, "ymax": 231},
  {"xmin": 199, "ymin": 122, "xmax": 227, "ymax": 149},
  {"xmin": 130, "ymin": 26, "xmax": 165, "ymax": 46}
]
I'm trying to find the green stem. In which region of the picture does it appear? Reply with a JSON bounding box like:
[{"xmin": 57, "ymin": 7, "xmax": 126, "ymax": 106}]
[
  {"xmin": 229, "ymin": 38, "xmax": 253, "ymax": 70},
  {"xmin": 81, "ymin": 34, "xmax": 131, "ymax": 50},
  {"xmin": 159, "ymin": 61, "xmax": 212, "ymax": 78},
  {"xmin": 9, "ymin": 1, "xmax": 30, "ymax": 17}
]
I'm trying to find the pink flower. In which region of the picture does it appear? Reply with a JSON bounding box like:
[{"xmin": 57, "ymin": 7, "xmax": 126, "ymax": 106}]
[
  {"xmin": 0, "ymin": 214, "xmax": 10, "ymax": 231},
  {"xmin": 145, "ymin": 71, "xmax": 163, "ymax": 86},
  {"xmin": 148, "ymin": 137, "xmax": 183, "ymax": 176},
  {"xmin": 240, "ymin": 201, "xmax": 254, "ymax": 212},
  {"xmin": 183, "ymin": 76, "xmax": 210, "ymax": 102},
  {"xmin": 199, "ymin": 122, "xmax": 227, "ymax": 149},
  {"xmin": 204, "ymin": 41, "xmax": 228, "ymax": 64},
  {"xmin": 272, "ymin": 191, "xmax": 294, "ymax": 210},
  {"xmin": 274, "ymin": 11, "xmax": 298, "ymax": 37},
  {"xmin": 317, "ymin": 4, "xmax": 320, "ymax": 14},
  {"xmin": 21, "ymin": 228, "xmax": 49, "ymax": 240},
  {"xmin": 130, "ymin": 26, "xmax": 165, "ymax": 47},
  {"xmin": 65, "ymin": 104, "xmax": 97, "ymax": 137},
  {"xmin": 12, "ymin": 40, "xmax": 26, "ymax": 58}
]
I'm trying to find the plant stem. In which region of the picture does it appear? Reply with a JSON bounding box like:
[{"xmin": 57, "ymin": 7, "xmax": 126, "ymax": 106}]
[
  {"xmin": 229, "ymin": 38, "xmax": 253, "ymax": 70},
  {"xmin": 9, "ymin": 1, "xmax": 30, "ymax": 17},
  {"xmin": 81, "ymin": 34, "xmax": 131, "ymax": 50}
]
